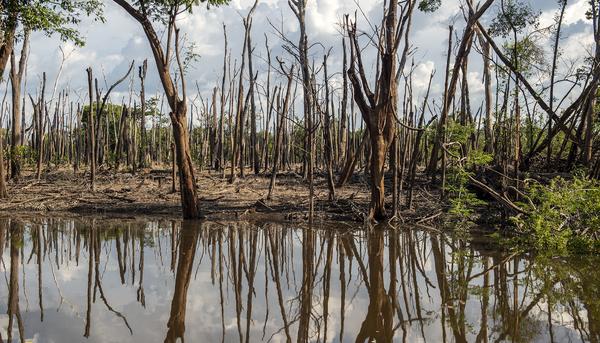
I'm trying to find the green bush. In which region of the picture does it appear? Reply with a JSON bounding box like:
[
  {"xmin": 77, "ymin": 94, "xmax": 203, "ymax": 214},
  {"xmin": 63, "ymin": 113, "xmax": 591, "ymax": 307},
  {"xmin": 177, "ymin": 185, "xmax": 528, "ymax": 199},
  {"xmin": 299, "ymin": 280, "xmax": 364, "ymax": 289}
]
[
  {"xmin": 513, "ymin": 176, "xmax": 600, "ymax": 254},
  {"xmin": 446, "ymin": 149, "xmax": 492, "ymax": 218}
]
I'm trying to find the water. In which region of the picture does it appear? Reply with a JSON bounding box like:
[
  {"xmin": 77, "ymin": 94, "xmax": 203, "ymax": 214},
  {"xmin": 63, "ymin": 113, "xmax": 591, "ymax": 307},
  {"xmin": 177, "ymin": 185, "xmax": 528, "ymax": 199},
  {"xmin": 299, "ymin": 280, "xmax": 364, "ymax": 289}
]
[{"xmin": 0, "ymin": 217, "xmax": 598, "ymax": 343}]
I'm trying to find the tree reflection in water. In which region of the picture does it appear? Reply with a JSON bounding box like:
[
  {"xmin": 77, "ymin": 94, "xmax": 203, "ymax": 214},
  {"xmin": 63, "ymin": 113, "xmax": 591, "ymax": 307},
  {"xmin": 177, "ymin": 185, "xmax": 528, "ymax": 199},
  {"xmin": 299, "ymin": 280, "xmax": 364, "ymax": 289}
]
[{"xmin": 0, "ymin": 218, "xmax": 598, "ymax": 342}]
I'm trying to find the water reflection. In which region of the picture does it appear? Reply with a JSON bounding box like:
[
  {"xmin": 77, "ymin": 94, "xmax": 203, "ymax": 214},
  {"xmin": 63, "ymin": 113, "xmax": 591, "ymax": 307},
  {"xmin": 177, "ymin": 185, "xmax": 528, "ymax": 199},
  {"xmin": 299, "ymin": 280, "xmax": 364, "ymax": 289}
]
[{"xmin": 0, "ymin": 218, "xmax": 598, "ymax": 342}]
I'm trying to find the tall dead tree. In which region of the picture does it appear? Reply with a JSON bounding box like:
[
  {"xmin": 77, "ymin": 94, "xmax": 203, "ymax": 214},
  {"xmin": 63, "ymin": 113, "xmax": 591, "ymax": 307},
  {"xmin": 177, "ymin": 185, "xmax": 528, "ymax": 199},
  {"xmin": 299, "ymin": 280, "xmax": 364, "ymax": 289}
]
[
  {"xmin": 86, "ymin": 67, "xmax": 96, "ymax": 190},
  {"xmin": 346, "ymin": 0, "xmax": 415, "ymax": 220},
  {"xmin": 36, "ymin": 73, "xmax": 46, "ymax": 180},
  {"xmin": 230, "ymin": 0, "xmax": 258, "ymax": 181},
  {"xmin": 0, "ymin": 124, "xmax": 6, "ymax": 198},
  {"xmin": 319, "ymin": 53, "xmax": 335, "ymax": 201},
  {"xmin": 289, "ymin": 0, "xmax": 315, "ymax": 219},
  {"xmin": 112, "ymin": 0, "xmax": 215, "ymax": 219},
  {"xmin": 582, "ymin": 0, "xmax": 599, "ymax": 167},
  {"xmin": 9, "ymin": 30, "xmax": 29, "ymax": 179},
  {"xmin": 217, "ymin": 24, "xmax": 228, "ymax": 174},
  {"xmin": 476, "ymin": 28, "xmax": 494, "ymax": 154},
  {"xmin": 267, "ymin": 62, "xmax": 294, "ymax": 200},
  {"xmin": 139, "ymin": 59, "xmax": 148, "ymax": 168},
  {"xmin": 246, "ymin": 19, "xmax": 259, "ymax": 175},
  {"xmin": 339, "ymin": 37, "xmax": 349, "ymax": 166},
  {"xmin": 427, "ymin": 0, "xmax": 495, "ymax": 176}
]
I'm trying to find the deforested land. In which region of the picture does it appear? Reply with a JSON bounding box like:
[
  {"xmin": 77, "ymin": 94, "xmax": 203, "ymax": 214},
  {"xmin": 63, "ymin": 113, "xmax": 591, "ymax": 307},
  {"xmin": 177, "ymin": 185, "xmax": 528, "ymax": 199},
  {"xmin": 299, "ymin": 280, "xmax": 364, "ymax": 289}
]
[{"xmin": 0, "ymin": 0, "xmax": 598, "ymax": 256}]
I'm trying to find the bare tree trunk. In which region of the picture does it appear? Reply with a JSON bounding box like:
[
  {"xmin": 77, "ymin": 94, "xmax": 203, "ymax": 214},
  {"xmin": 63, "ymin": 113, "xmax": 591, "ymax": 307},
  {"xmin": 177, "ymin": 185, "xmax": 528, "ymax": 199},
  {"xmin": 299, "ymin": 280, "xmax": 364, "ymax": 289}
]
[
  {"xmin": 218, "ymin": 25, "xmax": 228, "ymax": 174},
  {"xmin": 115, "ymin": 105, "xmax": 128, "ymax": 171},
  {"xmin": 0, "ymin": 131, "xmax": 7, "ymax": 198},
  {"xmin": 172, "ymin": 104, "xmax": 200, "ymax": 218},
  {"xmin": 247, "ymin": 31, "xmax": 259, "ymax": 175},
  {"xmin": 112, "ymin": 0, "xmax": 201, "ymax": 219},
  {"xmin": 86, "ymin": 68, "xmax": 96, "ymax": 190},
  {"xmin": 477, "ymin": 29, "xmax": 494, "ymax": 154},
  {"xmin": 345, "ymin": 0, "xmax": 415, "ymax": 220},
  {"xmin": 289, "ymin": 0, "xmax": 315, "ymax": 220},
  {"xmin": 337, "ymin": 131, "xmax": 367, "ymax": 187},
  {"xmin": 139, "ymin": 59, "xmax": 148, "ymax": 168},
  {"xmin": 322, "ymin": 55, "xmax": 335, "ymax": 201},
  {"xmin": 429, "ymin": 25, "xmax": 453, "ymax": 178},
  {"xmin": 171, "ymin": 142, "xmax": 177, "ymax": 193},
  {"xmin": 230, "ymin": 1, "xmax": 258, "ymax": 182},
  {"xmin": 408, "ymin": 72, "xmax": 434, "ymax": 208},
  {"xmin": 9, "ymin": 30, "xmax": 28, "ymax": 179},
  {"xmin": 267, "ymin": 66, "xmax": 292, "ymax": 202},
  {"xmin": 36, "ymin": 73, "xmax": 47, "ymax": 180},
  {"xmin": 583, "ymin": 2, "xmax": 599, "ymax": 167},
  {"xmin": 339, "ymin": 37, "xmax": 349, "ymax": 166}
]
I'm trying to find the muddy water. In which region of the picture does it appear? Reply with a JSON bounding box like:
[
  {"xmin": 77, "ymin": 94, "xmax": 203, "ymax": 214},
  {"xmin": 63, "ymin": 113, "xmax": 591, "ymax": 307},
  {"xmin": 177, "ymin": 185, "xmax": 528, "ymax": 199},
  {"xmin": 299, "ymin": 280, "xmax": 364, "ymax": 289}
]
[{"xmin": 0, "ymin": 218, "xmax": 598, "ymax": 342}]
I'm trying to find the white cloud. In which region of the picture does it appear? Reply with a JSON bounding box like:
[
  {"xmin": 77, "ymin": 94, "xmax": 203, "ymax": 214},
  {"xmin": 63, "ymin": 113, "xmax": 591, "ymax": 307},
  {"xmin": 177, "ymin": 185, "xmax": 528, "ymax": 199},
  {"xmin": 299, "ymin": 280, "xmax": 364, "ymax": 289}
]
[
  {"xmin": 539, "ymin": 0, "xmax": 590, "ymax": 28},
  {"xmin": 467, "ymin": 71, "xmax": 484, "ymax": 94},
  {"xmin": 13, "ymin": 0, "xmax": 592, "ymax": 122}
]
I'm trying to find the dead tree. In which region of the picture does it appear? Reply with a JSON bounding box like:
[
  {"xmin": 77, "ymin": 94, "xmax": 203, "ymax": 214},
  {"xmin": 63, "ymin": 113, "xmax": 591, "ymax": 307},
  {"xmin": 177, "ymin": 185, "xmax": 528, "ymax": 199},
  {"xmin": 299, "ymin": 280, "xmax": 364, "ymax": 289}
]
[
  {"xmin": 9, "ymin": 30, "xmax": 29, "ymax": 179},
  {"xmin": 0, "ymin": 125, "xmax": 7, "ymax": 198},
  {"xmin": 339, "ymin": 36, "xmax": 349, "ymax": 167},
  {"xmin": 345, "ymin": 0, "xmax": 415, "ymax": 220},
  {"xmin": 247, "ymin": 19, "xmax": 259, "ymax": 175},
  {"xmin": 112, "ymin": 0, "xmax": 205, "ymax": 219},
  {"xmin": 476, "ymin": 28, "xmax": 494, "ymax": 155},
  {"xmin": 427, "ymin": 0, "xmax": 495, "ymax": 177},
  {"xmin": 36, "ymin": 73, "xmax": 47, "ymax": 180},
  {"xmin": 230, "ymin": 1, "xmax": 258, "ymax": 181},
  {"xmin": 139, "ymin": 59, "xmax": 148, "ymax": 168},
  {"xmin": 86, "ymin": 68, "xmax": 96, "ymax": 190},
  {"xmin": 217, "ymin": 24, "xmax": 228, "ymax": 174},
  {"xmin": 318, "ymin": 53, "xmax": 335, "ymax": 201},
  {"xmin": 289, "ymin": 0, "xmax": 316, "ymax": 220},
  {"xmin": 267, "ymin": 63, "xmax": 294, "ymax": 200}
]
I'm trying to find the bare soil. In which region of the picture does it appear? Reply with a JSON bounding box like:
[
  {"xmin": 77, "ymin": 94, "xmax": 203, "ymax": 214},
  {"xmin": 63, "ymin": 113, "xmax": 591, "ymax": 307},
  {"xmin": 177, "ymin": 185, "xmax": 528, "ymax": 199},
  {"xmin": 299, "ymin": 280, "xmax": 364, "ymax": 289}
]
[{"xmin": 1, "ymin": 166, "xmax": 442, "ymax": 224}]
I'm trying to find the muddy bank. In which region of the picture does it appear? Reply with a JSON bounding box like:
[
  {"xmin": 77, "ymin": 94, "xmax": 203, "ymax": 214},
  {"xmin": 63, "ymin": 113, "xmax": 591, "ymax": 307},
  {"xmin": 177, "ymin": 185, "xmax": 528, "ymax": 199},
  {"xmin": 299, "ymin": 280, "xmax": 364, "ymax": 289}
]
[{"xmin": 1, "ymin": 167, "xmax": 443, "ymax": 224}]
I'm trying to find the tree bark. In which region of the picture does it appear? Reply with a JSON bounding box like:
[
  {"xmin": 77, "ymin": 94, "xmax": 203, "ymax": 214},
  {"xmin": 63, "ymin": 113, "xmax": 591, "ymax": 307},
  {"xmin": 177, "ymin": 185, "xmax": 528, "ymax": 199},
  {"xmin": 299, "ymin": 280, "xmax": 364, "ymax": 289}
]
[
  {"xmin": 86, "ymin": 68, "xmax": 96, "ymax": 190},
  {"xmin": 9, "ymin": 30, "xmax": 29, "ymax": 179},
  {"xmin": 112, "ymin": 0, "xmax": 201, "ymax": 219}
]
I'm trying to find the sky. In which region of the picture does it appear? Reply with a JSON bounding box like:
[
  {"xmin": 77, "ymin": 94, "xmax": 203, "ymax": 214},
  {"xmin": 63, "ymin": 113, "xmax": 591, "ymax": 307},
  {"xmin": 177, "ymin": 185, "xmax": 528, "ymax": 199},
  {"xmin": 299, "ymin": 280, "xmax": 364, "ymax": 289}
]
[{"xmin": 15, "ymin": 0, "xmax": 597, "ymax": 123}]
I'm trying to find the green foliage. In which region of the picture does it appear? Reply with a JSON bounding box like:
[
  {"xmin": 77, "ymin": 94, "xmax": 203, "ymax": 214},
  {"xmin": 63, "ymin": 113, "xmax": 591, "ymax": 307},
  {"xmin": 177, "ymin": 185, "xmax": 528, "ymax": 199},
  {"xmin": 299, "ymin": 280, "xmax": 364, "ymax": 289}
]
[
  {"xmin": 182, "ymin": 42, "xmax": 201, "ymax": 75},
  {"xmin": 418, "ymin": 0, "xmax": 441, "ymax": 12},
  {"xmin": 444, "ymin": 121, "xmax": 493, "ymax": 220},
  {"xmin": 130, "ymin": 0, "xmax": 229, "ymax": 24},
  {"xmin": 446, "ymin": 120, "xmax": 474, "ymax": 146},
  {"xmin": 9, "ymin": 1, "xmax": 104, "ymax": 46},
  {"xmin": 501, "ymin": 36, "xmax": 546, "ymax": 74},
  {"xmin": 9, "ymin": 145, "xmax": 35, "ymax": 165},
  {"xmin": 513, "ymin": 176, "xmax": 600, "ymax": 255},
  {"xmin": 489, "ymin": 0, "xmax": 539, "ymax": 38},
  {"xmin": 465, "ymin": 149, "xmax": 493, "ymax": 168}
]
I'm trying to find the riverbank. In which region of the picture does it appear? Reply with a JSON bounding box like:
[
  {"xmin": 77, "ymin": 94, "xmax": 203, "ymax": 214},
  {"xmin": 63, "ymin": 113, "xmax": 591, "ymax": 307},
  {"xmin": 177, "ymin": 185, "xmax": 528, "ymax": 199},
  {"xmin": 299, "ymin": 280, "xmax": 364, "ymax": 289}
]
[{"xmin": 1, "ymin": 167, "xmax": 443, "ymax": 224}]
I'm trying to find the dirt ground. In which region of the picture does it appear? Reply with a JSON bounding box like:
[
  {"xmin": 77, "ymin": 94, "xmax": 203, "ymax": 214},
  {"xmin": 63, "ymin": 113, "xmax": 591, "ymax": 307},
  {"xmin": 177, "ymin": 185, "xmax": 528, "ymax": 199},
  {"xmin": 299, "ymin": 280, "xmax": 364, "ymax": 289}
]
[{"xmin": 0, "ymin": 166, "xmax": 443, "ymax": 224}]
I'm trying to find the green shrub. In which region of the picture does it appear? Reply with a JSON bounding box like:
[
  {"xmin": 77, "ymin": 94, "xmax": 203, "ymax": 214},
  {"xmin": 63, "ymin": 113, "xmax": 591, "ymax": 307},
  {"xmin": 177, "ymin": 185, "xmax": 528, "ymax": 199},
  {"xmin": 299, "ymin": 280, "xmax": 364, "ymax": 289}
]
[
  {"xmin": 513, "ymin": 176, "xmax": 600, "ymax": 254},
  {"xmin": 446, "ymin": 149, "xmax": 492, "ymax": 218}
]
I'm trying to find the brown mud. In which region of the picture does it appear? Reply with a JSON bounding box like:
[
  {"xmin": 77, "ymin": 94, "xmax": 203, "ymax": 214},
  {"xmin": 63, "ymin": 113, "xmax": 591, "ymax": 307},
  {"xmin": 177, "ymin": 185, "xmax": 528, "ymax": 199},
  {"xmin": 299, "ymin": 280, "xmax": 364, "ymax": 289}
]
[{"xmin": 1, "ymin": 167, "xmax": 442, "ymax": 224}]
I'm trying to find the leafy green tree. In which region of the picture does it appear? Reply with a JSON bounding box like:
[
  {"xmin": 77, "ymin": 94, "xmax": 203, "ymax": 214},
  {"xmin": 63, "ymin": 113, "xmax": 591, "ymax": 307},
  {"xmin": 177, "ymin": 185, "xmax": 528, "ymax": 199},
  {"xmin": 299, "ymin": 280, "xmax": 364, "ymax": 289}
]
[
  {"xmin": 0, "ymin": 0, "xmax": 102, "ymax": 197},
  {"xmin": 489, "ymin": 0, "xmax": 539, "ymax": 38},
  {"xmin": 0, "ymin": 1, "xmax": 103, "ymax": 78}
]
